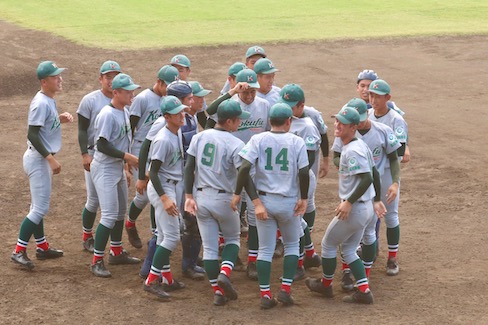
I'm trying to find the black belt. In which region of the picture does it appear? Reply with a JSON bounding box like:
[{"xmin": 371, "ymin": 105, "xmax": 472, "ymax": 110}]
[
  {"xmin": 258, "ymin": 191, "xmax": 267, "ymax": 196},
  {"xmin": 165, "ymin": 179, "xmax": 178, "ymax": 185},
  {"xmin": 197, "ymin": 188, "xmax": 226, "ymax": 193}
]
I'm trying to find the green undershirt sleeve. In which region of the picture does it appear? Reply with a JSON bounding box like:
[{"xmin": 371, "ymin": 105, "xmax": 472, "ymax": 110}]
[
  {"xmin": 298, "ymin": 166, "xmax": 309, "ymax": 199},
  {"xmin": 372, "ymin": 166, "xmax": 382, "ymax": 202},
  {"xmin": 307, "ymin": 150, "xmax": 316, "ymax": 170},
  {"xmin": 397, "ymin": 142, "xmax": 407, "ymax": 157},
  {"xmin": 205, "ymin": 93, "xmax": 232, "ymax": 116},
  {"xmin": 78, "ymin": 114, "xmax": 90, "ymax": 155},
  {"xmin": 27, "ymin": 126, "xmax": 49, "ymax": 158},
  {"xmin": 320, "ymin": 133, "xmax": 329, "ymax": 157},
  {"xmin": 138, "ymin": 139, "xmax": 152, "ymax": 180},
  {"xmin": 184, "ymin": 155, "xmax": 196, "ymax": 194},
  {"xmin": 196, "ymin": 111, "xmax": 207, "ymax": 129},
  {"xmin": 388, "ymin": 151, "xmax": 400, "ymax": 184},
  {"xmin": 347, "ymin": 172, "xmax": 373, "ymax": 204},
  {"xmin": 97, "ymin": 137, "xmax": 125, "ymax": 159},
  {"xmin": 235, "ymin": 159, "xmax": 252, "ymax": 195},
  {"xmin": 149, "ymin": 159, "xmax": 165, "ymax": 197},
  {"xmin": 130, "ymin": 115, "xmax": 140, "ymax": 137}
]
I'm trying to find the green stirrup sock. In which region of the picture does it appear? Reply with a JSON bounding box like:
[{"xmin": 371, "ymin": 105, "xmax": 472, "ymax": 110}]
[
  {"xmin": 82, "ymin": 208, "xmax": 97, "ymax": 230},
  {"xmin": 303, "ymin": 210, "xmax": 316, "ymax": 230},
  {"xmin": 128, "ymin": 201, "xmax": 143, "ymax": 222},
  {"xmin": 387, "ymin": 225, "xmax": 400, "ymax": 246},
  {"xmin": 256, "ymin": 260, "xmax": 272, "ymax": 287},
  {"xmin": 221, "ymin": 243, "xmax": 239, "ymax": 265},
  {"xmin": 18, "ymin": 218, "xmax": 38, "ymax": 243},
  {"xmin": 110, "ymin": 220, "xmax": 124, "ymax": 242},
  {"xmin": 204, "ymin": 259, "xmax": 220, "ymax": 281},
  {"xmin": 94, "ymin": 223, "xmax": 111, "ymax": 253},
  {"xmin": 282, "ymin": 255, "xmax": 299, "ymax": 281}
]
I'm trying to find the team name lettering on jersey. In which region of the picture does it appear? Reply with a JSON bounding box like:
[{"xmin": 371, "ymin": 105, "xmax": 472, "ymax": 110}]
[
  {"xmin": 144, "ymin": 110, "xmax": 160, "ymax": 125},
  {"xmin": 238, "ymin": 118, "xmax": 265, "ymax": 131},
  {"xmin": 51, "ymin": 116, "xmax": 61, "ymax": 131}
]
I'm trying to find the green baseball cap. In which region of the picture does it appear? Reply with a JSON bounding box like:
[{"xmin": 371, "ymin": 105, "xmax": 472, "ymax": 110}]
[
  {"xmin": 279, "ymin": 84, "xmax": 305, "ymax": 107},
  {"xmin": 269, "ymin": 103, "xmax": 292, "ymax": 119},
  {"xmin": 332, "ymin": 106, "xmax": 360, "ymax": 125},
  {"xmin": 236, "ymin": 69, "xmax": 260, "ymax": 89},
  {"xmin": 345, "ymin": 98, "xmax": 368, "ymax": 122},
  {"xmin": 228, "ymin": 62, "xmax": 246, "ymax": 76},
  {"xmin": 111, "ymin": 73, "xmax": 141, "ymax": 90},
  {"xmin": 160, "ymin": 95, "xmax": 188, "ymax": 115},
  {"xmin": 369, "ymin": 79, "xmax": 391, "ymax": 95},
  {"xmin": 217, "ymin": 99, "xmax": 251, "ymax": 120},
  {"xmin": 36, "ymin": 61, "xmax": 65, "ymax": 80},
  {"xmin": 245, "ymin": 45, "xmax": 267, "ymax": 59},
  {"xmin": 254, "ymin": 58, "xmax": 278, "ymax": 74},
  {"xmin": 158, "ymin": 65, "xmax": 179, "ymax": 85},
  {"xmin": 189, "ymin": 81, "xmax": 211, "ymax": 97},
  {"xmin": 170, "ymin": 54, "xmax": 191, "ymax": 68},
  {"xmin": 100, "ymin": 60, "xmax": 121, "ymax": 75}
]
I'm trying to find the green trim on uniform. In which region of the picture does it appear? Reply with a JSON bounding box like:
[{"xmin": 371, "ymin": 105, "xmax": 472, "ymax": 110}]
[
  {"xmin": 282, "ymin": 255, "xmax": 299, "ymax": 282},
  {"xmin": 361, "ymin": 241, "xmax": 377, "ymax": 263},
  {"xmin": 303, "ymin": 210, "xmax": 316, "ymax": 231},
  {"xmin": 128, "ymin": 201, "xmax": 143, "ymax": 222},
  {"xmin": 94, "ymin": 223, "xmax": 111, "ymax": 253},
  {"xmin": 387, "ymin": 225, "xmax": 400, "ymax": 246},
  {"xmin": 349, "ymin": 258, "xmax": 367, "ymax": 282},
  {"xmin": 110, "ymin": 220, "xmax": 124, "ymax": 242},
  {"xmin": 322, "ymin": 257, "xmax": 337, "ymax": 278},
  {"xmin": 151, "ymin": 245, "xmax": 165, "ymax": 270},
  {"xmin": 33, "ymin": 219, "xmax": 45, "ymax": 239},
  {"xmin": 221, "ymin": 243, "xmax": 239, "ymax": 265},
  {"xmin": 204, "ymin": 259, "xmax": 220, "ymax": 281},
  {"xmin": 18, "ymin": 217, "xmax": 37, "ymax": 243},
  {"xmin": 82, "ymin": 207, "xmax": 97, "ymax": 230},
  {"xmin": 257, "ymin": 260, "xmax": 272, "ymax": 287}
]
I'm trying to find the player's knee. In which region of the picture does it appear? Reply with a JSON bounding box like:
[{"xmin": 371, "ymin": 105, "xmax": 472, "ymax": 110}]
[
  {"xmin": 133, "ymin": 195, "xmax": 148, "ymax": 209},
  {"xmin": 321, "ymin": 244, "xmax": 337, "ymax": 259},
  {"xmin": 162, "ymin": 233, "xmax": 180, "ymax": 251},
  {"xmin": 283, "ymin": 241, "xmax": 299, "ymax": 257},
  {"xmin": 362, "ymin": 233, "xmax": 376, "ymax": 246},
  {"xmin": 384, "ymin": 215, "xmax": 399, "ymax": 228},
  {"xmin": 26, "ymin": 212, "xmax": 43, "ymax": 226},
  {"xmin": 85, "ymin": 199, "xmax": 99, "ymax": 213},
  {"xmin": 100, "ymin": 218, "xmax": 116, "ymax": 229}
]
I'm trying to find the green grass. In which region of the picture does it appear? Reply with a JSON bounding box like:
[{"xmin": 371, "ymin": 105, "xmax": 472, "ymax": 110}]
[{"xmin": 1, "ymin": 0, "xmax": 487, "ymax": 49}]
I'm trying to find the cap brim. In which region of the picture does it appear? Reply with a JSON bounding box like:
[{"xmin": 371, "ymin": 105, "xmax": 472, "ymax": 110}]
[
  {"xmin": 278, "ymin": 98, "xmax": 298, "ymax": 108},
  {"xmin": 359, "ymin": 112, "xmax": 368, "ymax": 122},
  {"xmin": 246, "ymin": 53, "xmax": 267, "ymax": 59},
  {"xmin": 238, "ymin": 111, "xmax": 251, "ymax": 119},
  {"xmin": 368, "ymin": 89, "xmax": 388, "ymax": 95},
  {"xmin": 194, "ymin": 89, "xmax": 211, "ymax": 97},
  {"xmin": 247, "ymin": 81, "xmax": 260, "ymax": 89},
  {"xmin": 165, "ymin": 104, "xmax": 188, "ymax": 115},
  {"xmin": 101, "ymin": 69, "xmax": 121, "ymax": 75},
  {"xmin": 259, "ymin": 68, "xmax": 279, "ymax": 74},
  {"xmin": 121, "ymin": 84, "xmax": 141, "ymax": 91},
  {"xmin": 171, "ymin": 63, "xmax": 190, "ymax": 68},
  {"xmin": 48, "ymin": 67, "xmax": 66, "ymax": 77}
]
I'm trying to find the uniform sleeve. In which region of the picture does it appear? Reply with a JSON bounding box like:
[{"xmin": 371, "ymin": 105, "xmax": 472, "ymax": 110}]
[
  {"xmin": 331, "ymin": 136, "xmax": 343, "ymax": 153},
  {"xmin": 129, "ymin": 94, "xmax": 146, "ymax": 118},
  {"xmin": 307, "ymin": 107, "xmax": 328, "ymax": 134},
  {"xmin": 304, "ymin": 123, "xmax": 321, "ymax": 152},
  {"xmin": 96, "ymin": 111, "xmax": 115, "ymax": 142},
  {"xmin": 393, "ymin": 117, "xmax": 408, "ymax": 144},
  {"xmin": 146, "ymin": 118, "xmax": 166, "ymax": 142},
  {"xmin": 232, "ymin": 140, "xmax": 245, "ymax": 169},
  {"xmin": 76, "ymin": 95, "xmax": 93, "ymax": 120},
  {"xmin": 150, "ymin": 137, "xmax": 167, "ymax": 163},
  {"xmin": 296, "ymin": 138, "xmax": 309, "ymax": 170},
  {"xmin": 345, "ymin": 146, "xmax": 373, "ymax": 176},
  {"xmin": 239, "ymin": 135, "xmax": 259, "ymax": 164},
  {"xmin": 383, "ymin": 127, "xmax": 401, "ymax": 155},
  {"xmin": 28, "ymin": 101, "xmax": 48, "ymax": 127}
]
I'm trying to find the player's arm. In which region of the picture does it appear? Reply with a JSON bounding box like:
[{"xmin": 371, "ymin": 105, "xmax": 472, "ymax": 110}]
[
  {"xmin": 372, "ymin": 166, "xmax": 387, "ymax": 218},
  {"xmin": 183, "ymin": 154, "xmax": 198, "ymax": 215},
  {"xmin": 335, "ymin": 172, "xmax": 372, "ymax": 220},
  {"xmin": 232, "ymin": 159, "xmax": 258, "ymax": 209},
  {"xmin": 205, "ymin": 93, "xmax": 231, "ymax": 119},
  {"xmin": 307, "ymin": 150, "xmax": 316, "ymax": 170},
  {"xmin": 294, "ymin": 166, "xmax": 310, "ymax": 216},
  {"xmin": 386, "ymin": 151, "xmax": 400, "ymax": 204},
  {"xmin": 130, "ymin": 115, "xmax": 140, "ymax": 137},
  {"xmin": 319, "ymin": 133, "xmax": 330, "ymax": 177},
  {"xmin": 78, "ymin": 115, "xmax": 92, "ymax": 172},
  {"xmin": 28, "ymin": 125, "xmax": 61, "ymax": 174},
  {"xmin": 333, "ymin": 151, "xmax": 341, "ymax": 168},
  {"xmin": 196, "ymin": 111, "xmax": 207, "ymax": 129},
  {"xmin": 150, "ymin": 159, "xmax": 179, "ymax": 216},
  {"xmin": 97, "ymin": 137, "xmax": 138, "ymax": 168},
  {"xmin": 137, "ymin": 139, "xmax": 152, "ymax": 181},
  {"xmin": 397, "ymin": 142, "xmax": 407, "ymax": 158}
]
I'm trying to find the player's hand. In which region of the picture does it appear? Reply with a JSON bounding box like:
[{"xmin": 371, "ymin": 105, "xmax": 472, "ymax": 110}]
[
  {"xmin": 125, "ymin": 169, "xmax": 133, "ymax": 187},
  {"xmin": 47, "ymin": 154, "xmax": 61, "ymax": 174},
  {"xmin": 386, "ymin": 182, "xmax": 399, "ymax": 204},
  {"xmin": 319, "ymin": 157, "xmax": 329, "ymax": 178},
  {"xmin": 161, "ymin": 194, "xmax": 179, "ymax": 217},
  {"xmin": 401, "ymin": 145, "xmax": 411, "ymax": 163},
  {"xmin": 185, "ymin": 197, "xmax": 198, "ymax": 215},
  {"xmin": 252, "ymin": 198, "xmax": 268, "ymax": 220},
  {"xmin": 81, "ymin": 153, "xmax": 92, "ymax": 172},
  {"xmin": 230, "ymin": 194, "xmax": 241, "ymax": 211},
  {"xmin": 124, "ymin": 153, "xmax": 139, "ymax": 170},
  {"xmin": 229, "ymin": 82, "xmax": 249, "ymax": 96},
  {"xmin": 335, "ymin": 200, "xmax": 352, "ymax": 220},
  {"xmin": 294, "ymin": 199, "xmax": 308, "ymax": 216},
  {"xmin": 59, "ymin": 112, "xmax": 74, "ymax": 123},
  {"xmin": 135, "ymin": 178, "xmax": 148, "ymax": 195},
  {"xmin": 374, "ymin": 201, "xmax": 387, "ymax": 218}
]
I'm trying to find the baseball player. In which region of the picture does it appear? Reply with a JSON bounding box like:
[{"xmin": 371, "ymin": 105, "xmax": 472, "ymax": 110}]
[
  {"xmin": 232, "ymin": 103, "xmax": 309, "ymax": 309},
  {"xmin": 279, "ymin": 84, "xmax": 323, "ymax": 278},
  {"xmin": 305, "ymin": 106, "xmax": 385, "ymax": 304},
  {"xmin": 184, "ymin": 99, "xmax": 250, "ymax": 306},
  {"xmin": 89, "ymin": 73, "xmax": 141, "ymax": 278},
  {"xmin": 220, "ymin": 45, "xmax": 267, "ymax": 95},
  {"xmin": 125, "ymin": 65, "xmax": 179, "ymax": 250},
  {"xmin": 143, "ymin": 96, "xmax": 188, "ymax": 300},
  {"xmin": 332, "ymin": 98, "xmax": 401, "ymax": 289},
  {"xmin": 77, "ymin": 60, "xmax": 122, "ymax": 253},
  {"xmin": 368, "ymin": 79, "xmax": 408, "ymax": 276},
  {"xmin": 254, "ymin": 58, "xmax": 281, "ymax": 106},
  {"xmin": 10, "ymin": 61, "xmax": 73, "ymax": 270}
]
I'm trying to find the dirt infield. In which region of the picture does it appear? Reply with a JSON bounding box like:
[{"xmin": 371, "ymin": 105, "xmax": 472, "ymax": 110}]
[{"xmin": 1, "ymin": 20, "xmax": 487, "ymax": 324}]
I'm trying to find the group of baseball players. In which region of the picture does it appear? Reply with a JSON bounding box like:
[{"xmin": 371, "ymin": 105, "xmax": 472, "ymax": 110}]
[{"xmin": 10, "ymin": 45, "xmax": 410, "ymax": 309}]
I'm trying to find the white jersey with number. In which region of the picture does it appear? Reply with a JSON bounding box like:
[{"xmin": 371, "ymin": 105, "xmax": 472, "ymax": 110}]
[
  {"xmin": 256, "ymin": 86, "xmax": 281, "ymax": 107},
  {"xmin": 332, "ymin": 120, "xmax": 400, "ymax": 175},
  {"xmin": 130, "ymin": 89, "xmax": 162, "ymax": 142},
  {"xmin": 338, "ymin": 138, "xmax": 375, "ymax": 202},
  {"xmin": 27, "ymin": 91, "xmax": 62, "ymax": 153},
  {"xmin": 187, "ymin": 129, "xmax": 245, "ymax": 193},
  {"xmin": 76, "ymin": 89, "xmax": 111, "ymax": 148},
  {"xmin": 93, "ymin": 105, "xmax": 132, "ymax": 164},
  {"xmin": 150, "ymin": 126, "xmax": 184, "ymax": 181},
  {"xmin": 231, "ymin": 95, "xmax": 270, "ymax": 144},
  {"xmin": 369, "ymin": 109, "xmax": 408, "ymax": 145},
  {"xmin": 240, "ymin": 131, "xmax": 309, "ymax": 197}
]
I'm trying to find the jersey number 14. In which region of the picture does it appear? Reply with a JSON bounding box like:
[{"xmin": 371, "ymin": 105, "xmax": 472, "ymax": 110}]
[{"xmin": 265, "ymin": 147, "xmax": 289, "ymax": 171}]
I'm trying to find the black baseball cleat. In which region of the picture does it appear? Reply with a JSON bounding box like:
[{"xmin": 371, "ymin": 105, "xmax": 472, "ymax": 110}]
[
  {"xmin": 303, "ymin": 254, "xmax": 321, "ymax": 269},
  {"xmin": 217, "ymin": 273, "xmax": 238, "ymax": 300},
  {"xmin": 233, "ymin": 256, "xmax": 246, "ymax": 272},
  {"xmin": 91, "ymin": 259, "xmax": 112, "ymax": 278},
  {"xmin": 305, "ymin": 278, "xmax": 334, "ymax": 298},
  {"xmin": 342, "ymin": 288, "xmax": 374, "ymax": 304},
  {"xmin": 83, "ymin": 237, "xmax": 95, "ymax": 253},
  {"xmin": 183, "ymin": 267, "xmax": 205, "ymax": 281},
  {"xmin": 341, "ymin": 270, "xmax": 355, "ymax": 292},
  {"xmin": 163, "ymin": 279, "xmax": 186, "ymax": 292},
  {"xmin": 108, "ymin": 250, "xmax": 141, "ymax": 265},
  {"xmin": 126, "ymin": 226, "xmax": 143, "ymax": 249},
  {"xmin": 36, "ymin": 247, "xmax": 64, "ymax": 260},
  {"xmin": 213, "ymin": 293, "xmax": 228, "ymax": 306},
  {"xmin": 247, "ymin": 261, "xmax": 258, "ymax": 280},
  {"xmin": 143, "ymin": 281, "xmax": 171, "ymax": 300},
  {"xmin": 260, "ymin": 296, "xmax": 278, "ymax": 310},
  {"xmin": 277, "ymin": 289, "xmax": 295, "ymax": 306},
  {"xmin": 11, "ymin": 250, "xmax": 35, "ymax": 270}
]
